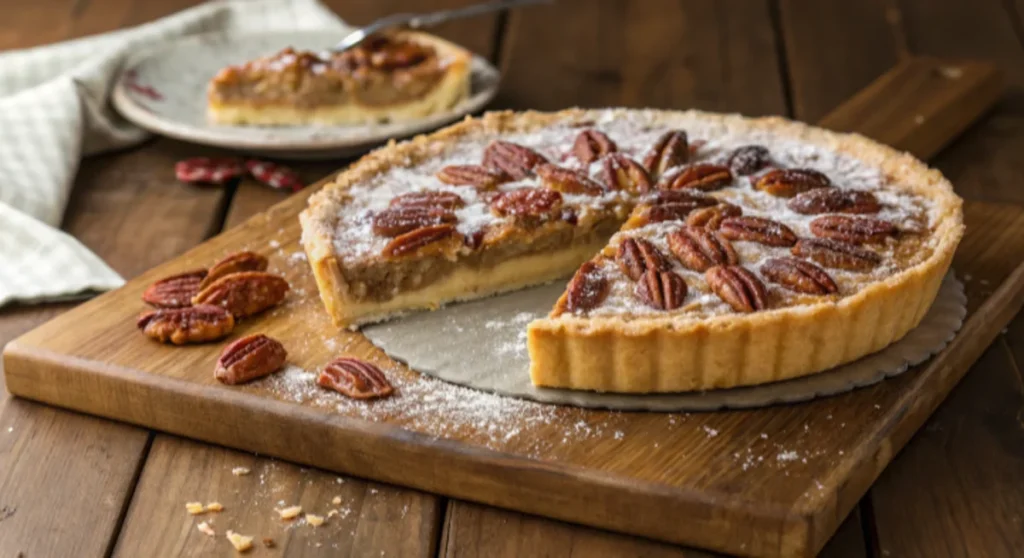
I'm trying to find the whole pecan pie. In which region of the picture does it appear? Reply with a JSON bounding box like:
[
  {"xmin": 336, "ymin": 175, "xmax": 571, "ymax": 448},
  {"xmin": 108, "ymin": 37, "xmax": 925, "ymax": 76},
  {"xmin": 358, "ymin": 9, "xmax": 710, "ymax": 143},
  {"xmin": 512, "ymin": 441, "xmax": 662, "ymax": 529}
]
[
  {"xmin": 300, "ymin": 108, "xmax": 963, "ymax": 393},
  {"xmin": 207, "ymin": 32, "xmax": 470, "ymax": 126}
]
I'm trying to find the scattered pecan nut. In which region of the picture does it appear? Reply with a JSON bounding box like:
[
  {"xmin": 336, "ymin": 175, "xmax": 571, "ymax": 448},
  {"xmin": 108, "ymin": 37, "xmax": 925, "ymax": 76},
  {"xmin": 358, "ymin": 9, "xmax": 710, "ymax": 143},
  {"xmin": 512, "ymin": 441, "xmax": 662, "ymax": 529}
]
[
  {"xmin": 214, "ymin": 334, "xmax": 287, "ymax": 385},
  {"xmin": 572, "ymin": 129, "xmax": 617, "ymax": 164},
  {"xmin": 761, "ymin": 257, "xmax": 838, "ymax": 295},
  {"xmin": 436, "ymin": 164, "xmax": 510, "ymax": 190},
  {"xmin": 564, "ymin": 261, "xmax": 609, "ymax": 313},
  {"xmin": 705, "ymin": 265, "xmax": 768, "ymax": 312},
  {"xmin": 142, "ymin": 270, "xmax": 208, "ymax": 308},
  {"xmin": 192, "ymin": 271, "xmax": 289, "ymax": 318},
  {"xmin": 719, "ymin": 216, "xmax": 797, "ymax": 247},
  {"xmin": 635, "ymin": 269, "xmax": 688, "ymax": 310},
  {"xmin": 727, "ymin": 145, "xmax": 771, "ymax": 176},
  {"xmin": 601, "ymin": 153, "xmax": 653, "ymax": 194},
  {"xmin": 754, "ymin": 168, "xmax": 832, "ymax": 197},
  {"xmin": 658, "ymin": 164, "xmax": 733, "ymax": 192},
  {"xmin": 643, "ymin": 130, "xmax": 689, "ymax": 178},
  {"xmin": 389, "ymin": 190, "xmax": 465, "ymax": 211},
  {"xmin": 490, "ymin": 188, "xmax": 563, "ymax": 221},
  {"xmin": 616, "ymin": 237, "xmax": 671, "ymax": 280},
  {"xmin": 787, "ymin": 188, "xmax": 881, "ymax": 215},
  {"xmin": 667, "ymin": 226, "xmax": 738, "ymax": 272},
  {"xmin": 482, "ymin": 140, "xmax": 546, "ymax": 179},
  {"xmin": 686, "ymin": 203, "xmax": 742, "ymax": 230},
  {"xmin": 792, "ymin": 238, "xmax": 881, "ymax": 271},
  {"xmin": 137, "ymin": 304, "xmax": 234, "ymax": 345},
  {"xmin": 371, "ymin": 206, "xmax": 457, "ymax": 237},
  {"xmin": 382, "ymin": 224, "xmax": 460, "ymax": 258},
  {"xmin": 809, "ymin": 215, "xmax": 898, "ymax": 244},
  {"xmin": 317, "ymin": 357, "xmax": 394, "ymax": 400},
  {"xmin": 200, "ymin": 252, "xmax": 268, "ymax": 290},
  {"xmin": 535, "ymin": 163, "xmax": 604, "ymax": 195}
]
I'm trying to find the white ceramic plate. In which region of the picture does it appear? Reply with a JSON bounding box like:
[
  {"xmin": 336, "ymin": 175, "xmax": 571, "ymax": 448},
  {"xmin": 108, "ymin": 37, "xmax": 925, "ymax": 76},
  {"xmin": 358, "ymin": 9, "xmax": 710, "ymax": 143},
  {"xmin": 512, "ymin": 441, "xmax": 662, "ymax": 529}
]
[{"xmin": 112, "ymin": 30, "xmax": 500, "ymax": 159}]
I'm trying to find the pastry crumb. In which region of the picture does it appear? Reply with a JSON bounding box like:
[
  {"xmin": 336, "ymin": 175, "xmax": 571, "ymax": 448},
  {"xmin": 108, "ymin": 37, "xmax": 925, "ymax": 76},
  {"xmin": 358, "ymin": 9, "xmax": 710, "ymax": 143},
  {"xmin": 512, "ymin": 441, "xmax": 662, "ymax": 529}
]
[
  {"xmin": 332, "ymin": 496, "xmax": 342, "ymax": 505},
  {"xmin": 262, "ymin": 537, "xmax": 276, "ymax": 548},
  {"xmin": 186, "ymin": 502, "xmax": 206, "ymax": 515},
  {"xmin": 206, "ymin": 502, "xmax": 224, "ymax": 512},
  {"xmin": 327, "ymin": 509, "xmax": 339, "ymax": 518},
  {"xmin": 231, "ymin": 467, "xmax": 251, "ymax": 476},
  {"xmin": 226, "ymin": 530, "xmax": 253, "ymax": 552},
  {"xmin": 277, "ymin": 505, "xmax": 303, "ymax": 520},
  {"xmin": 306, "ymin": 513, "xmax": 325, "ymax": 526},
  {"xmin": 197, "ymin": 522, "xmax": 215, "ymax": 536}
]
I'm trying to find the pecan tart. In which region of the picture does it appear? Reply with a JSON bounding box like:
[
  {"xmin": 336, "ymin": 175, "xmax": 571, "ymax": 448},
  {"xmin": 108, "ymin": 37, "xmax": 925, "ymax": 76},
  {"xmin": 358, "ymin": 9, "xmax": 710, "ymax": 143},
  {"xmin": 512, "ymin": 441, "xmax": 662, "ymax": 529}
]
[
  {"xmin": 207, "ymin": 31, "xmax": 470, "ymax": 126},
  {"xmin": 300, "ymin": 108, "xmax": 963, "ymax": 393}
]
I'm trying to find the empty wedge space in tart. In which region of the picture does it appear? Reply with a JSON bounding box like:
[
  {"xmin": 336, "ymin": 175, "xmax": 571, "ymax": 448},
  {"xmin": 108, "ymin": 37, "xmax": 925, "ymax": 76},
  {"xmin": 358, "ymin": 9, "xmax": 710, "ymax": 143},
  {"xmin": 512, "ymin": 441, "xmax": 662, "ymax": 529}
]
[{"xmin": 300, "ymin": 108, "xmax": 963, "ymax": 393}]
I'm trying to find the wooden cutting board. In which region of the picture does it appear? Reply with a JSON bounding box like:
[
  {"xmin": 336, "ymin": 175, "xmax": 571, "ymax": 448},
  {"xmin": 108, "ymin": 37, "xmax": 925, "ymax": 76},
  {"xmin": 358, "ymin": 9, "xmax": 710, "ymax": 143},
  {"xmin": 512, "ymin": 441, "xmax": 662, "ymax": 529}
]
[{"xmin": 4, "ymin": 58, "xmax": 1017, "ymax": 558}]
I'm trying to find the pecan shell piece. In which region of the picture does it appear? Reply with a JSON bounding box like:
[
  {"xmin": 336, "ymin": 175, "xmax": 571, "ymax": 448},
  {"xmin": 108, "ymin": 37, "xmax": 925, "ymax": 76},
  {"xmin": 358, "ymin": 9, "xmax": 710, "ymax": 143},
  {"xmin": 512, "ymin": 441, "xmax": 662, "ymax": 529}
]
[
  {"xmin": 382, "ymin": 224, "xmax": 460, "ymax": 258},
  {"xmin": 142, "ymin": 269, "xmax": 208, "ymax": 308},
  {"xmin": 792, "ymin": 238, "xmax": 881, "ymax": 272},
  {"xmin": 727, "ymin": 145, "xmax": 771, "ymax": 176},
  {"xmin": 317, "ymin": 357, "xmax": 394, "ymax": 400},
  {"xmin": 201, "ymin": 251, "xmax": 268, "ymax": 290},
  {"xmin": 809, "ymin": 215, "xmax": 898, "ymax": 244},
  {"xmin": 643, "ymin": 130, "xmax": 689, "ymax": 178},
  {"xmin": 436, "ymin": 164, "xmax": 510, "ymax": 190},
  {"xmin": 616, "ymin": 238, "xmax": 671, "ymax": 281},
  {"xmin": 601, "ymin": 153, "xmax": 653, "ymax": 194},
  {"xmin": 705, "ymin": 265, "xmax": 768, "ymax": 312},
  {"xmin": 761, "ymin": 257, "xmax": 838, "ymax": 295},
  {"xmin": 191, "ymin": 271, "xmax": 289, "ymax": 318},
  {"xmin": 389, "ymin": 190, "xmax": 465, "ymax": 211},
  {"xmin": 667, "ymin": 226, "xmax": 738, "ymax": 272},
  {"xmin": 137, "ymin": 304, "xmax": 234, "ymax": 345},
  {"xmin": 572, "ymin": 129, "xmax": 617, "ymax": 164},
  {"xmin": 371, "ymin": 206, "xmax": 456, "ymax": 237},
  {"xmin": 787, "ymin": 188, "xmax": 881, "ymax": 215},
  {"xmin": 635, "ymin": 270, "xmax": 688, "ymax": 310},
  {"xmin": 214, "ymin": 334, "xmax": 287, "ymax": 385},
  {"xmin": 719, "ymin": 216, "xmax": 797, "ymax": 247},
  {"xmin": 490, "ymin": 188, "xmax": 563, "ymax": 221},
  {"xmin": 564, "ymin": 261, "xmax": 609, "ymax": 314},
  {"xmin": 482, "ymin": 140, "xmax": 546, "ymax": 179},
  {"xmin": 535, "ymin": 163, "xmax": 604, "ymax": 195},
  {"xmin": 686, "ymin": 203, "xmax": 743, "ymax": 230},
  {"xmin": 755, "ymin": 168, "xmax": 832, "ymax": 197},
  {"xmin": 658, "ymin": 164, "xmax": 733, "ymax": 192}
]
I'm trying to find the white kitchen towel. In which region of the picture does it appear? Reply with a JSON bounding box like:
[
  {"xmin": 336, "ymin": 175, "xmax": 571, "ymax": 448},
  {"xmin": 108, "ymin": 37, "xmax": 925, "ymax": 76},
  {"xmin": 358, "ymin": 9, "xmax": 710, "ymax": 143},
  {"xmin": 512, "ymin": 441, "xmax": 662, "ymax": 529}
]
[{"xmin": 0, "ymin": 0, "xmax": 347, "ymax": 306}]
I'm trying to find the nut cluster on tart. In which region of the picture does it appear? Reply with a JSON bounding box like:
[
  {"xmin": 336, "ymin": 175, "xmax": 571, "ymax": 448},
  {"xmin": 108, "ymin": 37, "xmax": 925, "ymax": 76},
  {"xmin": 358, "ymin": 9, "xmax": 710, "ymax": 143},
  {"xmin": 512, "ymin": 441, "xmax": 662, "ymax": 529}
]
[
  {"xmin": 300, "ymin": 108, "xmax": 964, "ymax": 394},
  {"xmin": 207, "ymin": 31, "xmax": 471, "ymax": 126}
]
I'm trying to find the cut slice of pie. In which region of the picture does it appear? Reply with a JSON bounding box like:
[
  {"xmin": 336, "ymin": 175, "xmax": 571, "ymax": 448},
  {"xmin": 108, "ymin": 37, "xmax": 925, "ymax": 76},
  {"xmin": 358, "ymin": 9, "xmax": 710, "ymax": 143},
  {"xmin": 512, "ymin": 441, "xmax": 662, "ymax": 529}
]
[
  {"xmin": 207, "ymin": 31, "xmax": 471, "ymax": 126},
  {"xmin": 300, "ymin": 108, "xmax": 963, "ymax": 393}
]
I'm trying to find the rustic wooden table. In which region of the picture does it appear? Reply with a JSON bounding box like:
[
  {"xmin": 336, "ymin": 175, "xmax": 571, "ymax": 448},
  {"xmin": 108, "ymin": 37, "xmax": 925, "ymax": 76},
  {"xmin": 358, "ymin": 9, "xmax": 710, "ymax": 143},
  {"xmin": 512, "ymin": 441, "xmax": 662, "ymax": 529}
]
[{"xmin": 1, "ymin": 1, "xmax": 1022, "ymax": 556}]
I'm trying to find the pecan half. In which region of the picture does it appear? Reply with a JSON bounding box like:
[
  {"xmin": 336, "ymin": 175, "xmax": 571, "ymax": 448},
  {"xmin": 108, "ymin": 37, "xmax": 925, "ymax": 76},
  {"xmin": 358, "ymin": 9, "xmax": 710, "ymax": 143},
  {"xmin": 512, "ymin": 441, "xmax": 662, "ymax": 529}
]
[
  {"xmin": 482, "ymin": 140, "xmax": 546, "ymax": 179},
  {"xmin": 658, "ymin": 164, "xmax": 733, "ymax": 192},
  {"xmin": 572, "ymin": 129, "xmax": 617, "ymax": 164},
  {"xmin": 616, "ymin": 238, "xmax": 671, "ymax": 280},
  {"xmin": 142, "ymin": 269, "xmax": 208, "ymax": 308},
  {"xmin": 214, "ymin": 334, "xmax": 287, "ymax": 385},
  {"xmin": 761, "ymin": 257, "xmax": 838, "ymax": 295},
  {"xmin": 137, "ymin": 304, "xmax": 234, "ymax": 345},
  {"xmin": 635, "ymin": 270, "xmax": 688, "ymax": 310},
  {"xmin": 390, "ymin": 191, "xmax": 465, "ymax": 211},
  {"xmin": 643, "ymin": 130, "xmax": 689, "ymax": 178},
  {"xmin": 667, "ymin": 226, "xmax": 738, "ymax": 272},
  {"xmin": 535, "ymin": 163, "xmax": 604, "ymax": 195},
  {"xmin": 564, "ymin": 261, "xmax": 609, "ymax": 313},
  {"xmin": 317, "ymin": 357, "xmax": 394, "ymax": 400},
  {"xmin": 792, "ymin": 238, "xmax": 881, "ymax": 271},
  {"xmin": 787, "ymin": 188, "xmax": 881, "ymax": 215},
  {"xmin": 371, "ymin": 206, "xmax": 456, "ymax": 237},
  {"xmin": 490, "ymin": 188, "xmax": 563, "ymax": 221},
  {"xmin": 686, "ymin": 203, "xmax": 743, "ymax": 230},
  {"xmin": 719, "ymin": 216, "xmax": 797, "ymax": 247},
  {"xmin": 727, "ymin": 145, "xmax": 771, "ymax": 176},
  {"xmin": 809, "ymin": 215, "xmax": 898, "ymax": 244},
  {"xmin": 436, "ymin": 164, "xmax": 510, "ymax": 190},
  {"xmin": 192, "ymin": 271, "xmax": 289, "ymax": 318},
  {"xmin": 601, "ymin": 153, "xmax": 653, "ymax": 194},
  {"xmin": 382, "ymin": 224, "xmax": 460, "ymax": 258},
  {"xmin": 201, "ymin": 252, "xmax": 268, "ymax": 290},
  {"xmin": 705, "ymin": 265, "xmax": 768, "ymax": 312},
  {"xmin": 755, "ymin": 168, "xmax": 832, "ymax": 197}
]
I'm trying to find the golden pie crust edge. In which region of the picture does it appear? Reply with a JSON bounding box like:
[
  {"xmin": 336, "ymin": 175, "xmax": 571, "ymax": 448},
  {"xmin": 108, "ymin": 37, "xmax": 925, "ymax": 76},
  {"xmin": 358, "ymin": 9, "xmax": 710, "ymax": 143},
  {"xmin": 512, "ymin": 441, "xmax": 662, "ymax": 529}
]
[
  {"xmin": 300, "ymin": 108, "xmax": 963, "ymax": 392},
  {"xmin": 207, "ymin": 31, "xmax": 472, "ymax": 126}
]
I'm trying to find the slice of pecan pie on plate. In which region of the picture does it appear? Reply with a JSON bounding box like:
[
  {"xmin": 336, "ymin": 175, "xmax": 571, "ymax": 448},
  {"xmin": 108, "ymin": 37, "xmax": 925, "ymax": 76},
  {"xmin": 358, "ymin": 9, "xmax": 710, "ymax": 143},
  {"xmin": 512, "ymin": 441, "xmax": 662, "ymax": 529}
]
[{"xmin": 300, "ymin": 108, "xmax": 963, "ymax": 393}]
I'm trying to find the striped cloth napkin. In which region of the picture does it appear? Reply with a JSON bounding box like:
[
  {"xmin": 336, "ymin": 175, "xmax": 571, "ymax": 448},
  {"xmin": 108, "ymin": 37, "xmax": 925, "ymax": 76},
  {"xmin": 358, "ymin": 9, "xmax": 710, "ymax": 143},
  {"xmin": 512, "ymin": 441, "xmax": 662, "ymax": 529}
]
[{"xmin": 0, "ymin": 0, "xmax": 346, "ymax": 306}]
